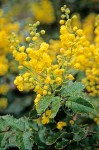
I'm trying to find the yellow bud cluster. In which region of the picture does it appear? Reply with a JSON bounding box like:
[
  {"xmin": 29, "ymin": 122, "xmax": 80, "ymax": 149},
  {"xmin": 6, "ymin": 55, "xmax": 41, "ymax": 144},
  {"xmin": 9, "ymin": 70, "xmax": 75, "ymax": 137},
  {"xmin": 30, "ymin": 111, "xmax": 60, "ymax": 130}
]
[{"xmin": 60, "ymin": 5, "xmax": 70, "ymax": 25}]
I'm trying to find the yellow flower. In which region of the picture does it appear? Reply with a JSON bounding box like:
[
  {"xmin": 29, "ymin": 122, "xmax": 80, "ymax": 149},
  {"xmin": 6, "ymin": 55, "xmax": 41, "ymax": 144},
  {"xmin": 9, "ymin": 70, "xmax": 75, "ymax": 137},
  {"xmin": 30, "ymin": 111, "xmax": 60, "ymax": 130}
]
[
  {"xmin": 66, "ymin": 74, "xmax": 74, "ymax": 80},
  {"xmin": 43, "ymin": 90, "xmax": 47, "ymax": 96},
  {"xmin": 14, "ymin": 76, "xmax": 24, "ymax": 91},
  {"xmin": 42, "ymin": 116, "xmax": 49, "ymax": 124},
  {"xmin": 55, "ymin": 77, "xmax": 63, "ymax": 85},
  {"xmin": 45, "ymin": 76, "xmax": 51, "ymax": 84},
  {"xmin": 57, "ymin": 121, "xmax": 67, "ymax": 130},
  {"xmin": 54, "ymin": 69, "xmax": 63, "ymax": 76},
  {"xmin": 45, "ymin": 110, "xmax": 51, "ymax": 117},
  {"xmin": 69, "ymin": 120, "xmax": 74, "ymax": 125}
]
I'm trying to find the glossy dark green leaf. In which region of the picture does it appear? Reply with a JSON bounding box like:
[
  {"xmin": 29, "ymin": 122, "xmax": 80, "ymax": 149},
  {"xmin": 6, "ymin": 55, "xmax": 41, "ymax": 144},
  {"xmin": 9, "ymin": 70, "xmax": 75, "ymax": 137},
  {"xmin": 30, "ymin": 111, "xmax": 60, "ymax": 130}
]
[
  {"xmin": 39, "ymin": 127, "xmax": 46, "ymax": 143},
  {"xmin": 46, "ymin": 132, "xmax": 61, "ymax": 145},
  {"xmin": 66, "ymin": 97, "xmax": 95, "ymax": 114},
  {"xmin": 73, "ymin": 130, "xmax": 86, "ymax": 141},
  {"xmin": 55, "ymin": 138, "xmax": 69, "ymax": 149}
]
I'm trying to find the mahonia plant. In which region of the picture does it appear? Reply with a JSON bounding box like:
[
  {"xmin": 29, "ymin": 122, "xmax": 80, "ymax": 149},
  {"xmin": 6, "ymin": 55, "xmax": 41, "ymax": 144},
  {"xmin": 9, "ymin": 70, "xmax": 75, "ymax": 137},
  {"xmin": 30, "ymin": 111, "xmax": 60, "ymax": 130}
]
[
  {"xmin": 11, "ymin": 5, "xmax": 96, "ymax": 126},
  {"xmin": 10, "ymin": 6, "xmax": 95, "ymax": 123},
  {"xmin": 0, "ymin": 5, "xmax": 99, "ymax": 150}
]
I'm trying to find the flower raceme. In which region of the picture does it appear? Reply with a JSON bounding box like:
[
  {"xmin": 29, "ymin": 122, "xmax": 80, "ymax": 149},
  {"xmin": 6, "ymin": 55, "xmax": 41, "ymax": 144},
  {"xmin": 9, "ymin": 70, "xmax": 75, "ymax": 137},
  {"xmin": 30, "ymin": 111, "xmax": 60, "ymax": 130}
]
[
  {"xmin": 0, "ymin": 9, "xmax": 20, "ymax": 76},
  {"xmin": 59, "ymin": 6, "xmax": 99, "ymax": 96},
  {"xmin": 11, "ymin": 19, "xmax": 75, "ymax": 117}
]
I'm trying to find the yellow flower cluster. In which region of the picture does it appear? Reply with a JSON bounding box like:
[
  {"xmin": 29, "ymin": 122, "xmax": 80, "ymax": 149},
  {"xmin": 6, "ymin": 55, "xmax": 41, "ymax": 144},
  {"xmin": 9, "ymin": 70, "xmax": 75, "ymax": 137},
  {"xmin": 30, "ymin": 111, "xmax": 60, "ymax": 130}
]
[
  {"xmin": 49, "ymin": 40, "xmax": 62, "ymax": 61},
  {"xmin": 59, "ymin": 6, "xmax": 99, "ymax": 96},
  {"xmin": 41, "ymin": 110, "xmax": 51, "ymax": 124},
  {"xmin": 83, "ymin": 13, "xmax": 96, "ymax": 42},
  {"xmin": 0, "ymin": 10, "xmax": 19, "ymax": 54},
  {"xmin": 0, "ymin": 30, "xmax": 9, "ymax": 55},
  {"xmin": 31, "ymin": 0, "xmax": 55, "ymax": 24},
  {"xmin": 81, "ymin": 16, "xmax": 99, "ymax": 96},
  {"xmin": 57, "ymin": 120, "xmax": 74, "ymax": 130},
  {"xmin": 60, "ymin": 18, "xmax": 91, "ymax": 71},
  {"xmin": 57, "ymin": 121, "xmax": 67, "ymax": 130},
  {"xmin": 33, "ymin": 110, "xmax": 51, "ymax": 125},
  {"xmin": 72, "ymin": 13, "xmax": 99, "ymax": 97},
  {"xmin": 56, "ymin": 118, "xmax": 75, "ymax": 130},
  {"xmin": 0, "ymin": 98, "xmax": 8, "ymax": 109},
  {"xmin": 0, "ymin": 84, "xmax": 9, "ymax": 95},
  {"xmin": 0, "ymin": 56, "xmax": 8, "ymax": 76},
  {"xmin": 11, "ymin": 20, "xmax": 74, "ymax": 111},
  {"xmin": 0, "ymin": 9, "xmax": 20, "ymax": 76}
]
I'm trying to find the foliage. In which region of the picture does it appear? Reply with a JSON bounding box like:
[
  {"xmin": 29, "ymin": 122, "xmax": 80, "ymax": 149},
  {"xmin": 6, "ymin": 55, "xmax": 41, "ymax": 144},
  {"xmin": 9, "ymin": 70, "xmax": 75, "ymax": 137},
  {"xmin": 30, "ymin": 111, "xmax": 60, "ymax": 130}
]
[{"xmin": 0, "ymin": 80, "xmax": 98, "ymax": 149}]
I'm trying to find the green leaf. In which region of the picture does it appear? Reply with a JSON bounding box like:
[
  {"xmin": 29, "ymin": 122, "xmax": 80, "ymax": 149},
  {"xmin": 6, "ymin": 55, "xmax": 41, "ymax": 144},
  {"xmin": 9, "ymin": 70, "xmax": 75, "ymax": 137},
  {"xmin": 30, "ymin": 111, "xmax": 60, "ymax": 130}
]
[
  {"xmin": 46, "ymin": 132, "xmax": 70, "ymax": 146},
  {"xmin": 55, "ymin": 138, "xmax": 69, "ymax": 149},
  {"xmin": 61, "ymin": 81, "xmax": 85, "ymax": 97},
  {"xmin": 16, "ymin": 133, "xmax": 25, "ymax": 150},
  {"xmin": 0, "ymin": 131, "xmax": 14, "ymax": 149},
  {"xmin": 73, "ymin": 132, "xmax": 86, "ymax": 141},
  {"xmin": 8, "ymin": 135, "xmax": 17, "ymax": 147},
  {"xmin": 46, "ymin": 132, "xmax": 61, "ymax": 145},
  {"xmin": 29, "ymin": 108, "xmax": 37, "ymax": 120},
  {"xmin": 37, "ymin": 96, "xmax": 53, "ymax": 114},
  {"xmin": 38, "ymin": 127, "xmax": 46, "ymax": 143},
  {"xmin": 29, "ymin": 121, "xmax": 38, "ymax": 131},
  {"xmin": 50, "ymin": 97, "xmax": 61, "ymax": 118},
  {"xmin": 0, "ymin": 115, "xmax": 33, "ymax": 150},
  {"xmin": 23, "ymin": 131, "xmax": 33, "ymax": 150},
  {"xmin": 76, "ymin": 72, "xmax": 85, "ymax": 81},
  {"xmin": 73, "ymin": 130, "xmax": 86, "ymax": 141},
  {"xmin": 1, "ymin": 115, "xmax": 25, "ymax": 131},
  {"xmin": 0, "ymin": 134, "xmax": 4, "ymax": 145},
  {"xmin": 16, "ymin": 131, "xmax": 33, "ymax": 150},
  {"xmin": 34, "ymin": 134, "xmax": 46, "ymax": 148},
  {"xmin": 66, "ymin": 97, "xmax": 95, "ymax": 114},
  {"xmin": 0, "ymin": 118, "xmax": 8, "ymax": 131}
]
